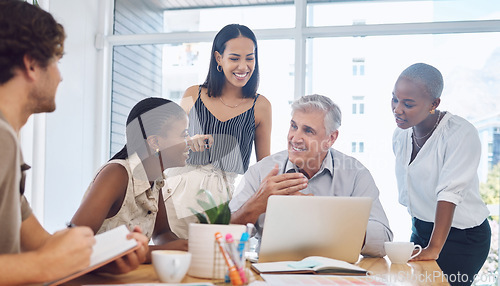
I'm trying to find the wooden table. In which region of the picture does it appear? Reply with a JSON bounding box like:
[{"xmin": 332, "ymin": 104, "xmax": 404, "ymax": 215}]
[
  {"xmin": 64, "ymin": 257, "xmax": 448, "ymax": 285},
  {"xmin": 358, "ymin": 257, "xmax": 449, "ymax": 285}
]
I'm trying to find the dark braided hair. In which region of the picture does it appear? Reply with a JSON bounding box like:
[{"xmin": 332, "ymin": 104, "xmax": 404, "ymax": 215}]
[{"xmin": 111, "ymin": 97, "xmax": 186, "ymax": 161}]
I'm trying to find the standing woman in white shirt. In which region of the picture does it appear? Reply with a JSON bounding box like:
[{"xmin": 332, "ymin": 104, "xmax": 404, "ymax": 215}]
[{"xmin": 391, "ymin": 63, "xmax": 490, "ymax": 286}]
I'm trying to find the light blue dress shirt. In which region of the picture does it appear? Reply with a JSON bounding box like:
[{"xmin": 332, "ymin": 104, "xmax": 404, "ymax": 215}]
[{"xmin": 229, "ymin": 148, "xmax": 393, "ymax": 257}]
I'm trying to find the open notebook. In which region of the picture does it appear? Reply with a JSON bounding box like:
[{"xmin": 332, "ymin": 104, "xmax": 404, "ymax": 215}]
[
  {"xmin": 46, "ymin": 225, "xmax": 140, "ymax": 286},
  {"xmin": 252, "ymin": 256, "xmax": 368, "ymax": 275}
]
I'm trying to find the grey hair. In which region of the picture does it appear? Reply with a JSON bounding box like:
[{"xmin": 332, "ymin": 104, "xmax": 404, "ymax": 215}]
[
  {"xmin": 399, "ymin": 63, "xmax": 444, "ymax": 99},
  {"xmin": 291, "ymin": 94, "xmax": 342, "ymax": 134}
]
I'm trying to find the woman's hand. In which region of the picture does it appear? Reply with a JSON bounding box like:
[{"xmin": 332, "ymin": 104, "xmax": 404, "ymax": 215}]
[
  {"xmin": 188, "ymin": 134, "xmax": 214, "ymax": 152},
  {"xmin": 410, "ymin": 201, "xmax": 456, "ymax": 262},
  {"xmin": 410, "ymin": 246, "xmax": 439, "ymax": 261},
  {"xmin": 97, "ymin": 226, "xmax": 149, "ymax": 274}
]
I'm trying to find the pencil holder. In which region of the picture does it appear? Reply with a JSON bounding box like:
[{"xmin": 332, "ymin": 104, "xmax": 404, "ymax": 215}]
[{"xmin": 212, "ymin": 237, "xmax": 252, "ymax": 285}]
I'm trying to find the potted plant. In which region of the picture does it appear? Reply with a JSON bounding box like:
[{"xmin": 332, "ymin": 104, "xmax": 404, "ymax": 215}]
[
  {"xmin": 189, "ymin": 189, "xmax": 231, "ymax": 224},
  {"xmin": 187, "ymin": 189, "xmax": 246, "ymax": 279}
]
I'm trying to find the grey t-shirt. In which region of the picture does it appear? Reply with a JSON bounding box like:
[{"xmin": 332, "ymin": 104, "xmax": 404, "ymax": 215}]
[{"xmin": 0, "ymin": 112, "xmax": 33, "ymax": 254}]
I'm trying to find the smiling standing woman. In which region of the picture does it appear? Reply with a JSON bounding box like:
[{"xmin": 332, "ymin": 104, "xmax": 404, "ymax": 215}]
[
  {"xmin": 164, "ymin": 24, "xmax": 272, "ymax": 239},
  {"xmin": 391, "ymin": 63, "xmax": 491, "ymax": 286}
]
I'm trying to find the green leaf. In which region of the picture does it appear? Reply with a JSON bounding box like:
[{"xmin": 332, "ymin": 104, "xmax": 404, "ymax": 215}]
[
  {"xmin": 188, "ymin": 207, "xmax": 209, "ymax": 224},
  {"xmin": 214, "ymin": 202, "xmax": 231, "ymax": 224},
  {"xmin": 192, "ymin": 189, "xmax": 231, "ymax": 224},
  {"xmin": 197, "ymin": 199, "xmax": 216, "ymax": 213},
  {"xmin": 203, "ymin": 189, "xmax": 218, "ymax": 209},
  {"xmin": 199, "ymin": 203, "xmax": 218, "ymax": 224}
]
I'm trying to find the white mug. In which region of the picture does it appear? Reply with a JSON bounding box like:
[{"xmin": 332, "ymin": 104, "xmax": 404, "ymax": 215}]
[
  {"xmin": 384, "ymin": 242, "xmax": 422, "ymax": 264},
  {"xmin": 152, "ymin": 250, "xmax": 192, "ymax": 283}
]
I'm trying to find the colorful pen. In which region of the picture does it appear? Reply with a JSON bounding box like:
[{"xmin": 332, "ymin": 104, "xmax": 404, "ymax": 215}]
[
  {"xmin": 237, "ymin": 232, "xmax": 249, "ymax": 260},
  {"xmin": 215, "ymin": 232, "xmax": 242, "ymax": 286},
  {"xmin": 226, "ymin": 233, "xmax": 248, "ymax": 284}
]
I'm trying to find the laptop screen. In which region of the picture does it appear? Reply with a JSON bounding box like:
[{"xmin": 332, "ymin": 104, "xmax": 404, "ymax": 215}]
[{"xmin": 257, "ymin": 196, "xmax": 372, "ymax": 263}]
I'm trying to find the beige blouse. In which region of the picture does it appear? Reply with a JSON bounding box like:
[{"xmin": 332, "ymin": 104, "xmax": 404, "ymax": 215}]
[{"xmin": 84, "ymin": 153, "xmax": 163, "ymax": 240}]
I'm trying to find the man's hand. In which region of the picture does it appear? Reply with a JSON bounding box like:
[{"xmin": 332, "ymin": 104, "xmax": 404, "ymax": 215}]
[
  {"xmin": 231, "ymin": 164, "xmax": 308, "ymax": 225},
  {"xmin": 188, "ymin": 134, "xmax": 214, "ymax": 152},
  {"xmin": 38, "ymin": 226, "xmax": 95, "ymax": 280},
  {"xmin": 253, "ymin": 164, "xmax": 309, "ymax": 208}
]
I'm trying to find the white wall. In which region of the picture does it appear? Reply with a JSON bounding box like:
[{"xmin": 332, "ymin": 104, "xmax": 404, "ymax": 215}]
[{"xmin": 42, "ymin": 0, "xmax": 107, "ymax": 232}]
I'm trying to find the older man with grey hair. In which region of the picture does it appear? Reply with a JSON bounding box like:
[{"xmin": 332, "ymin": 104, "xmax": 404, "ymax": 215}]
[{"xmin": 229, "ymin": 94, "xmax": 393, "ymax": 257}]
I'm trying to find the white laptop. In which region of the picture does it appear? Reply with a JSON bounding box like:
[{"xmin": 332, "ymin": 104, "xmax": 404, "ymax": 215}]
[{"xmin": 257, "ymin": 196, "xmax": 372, "ymax": 264}]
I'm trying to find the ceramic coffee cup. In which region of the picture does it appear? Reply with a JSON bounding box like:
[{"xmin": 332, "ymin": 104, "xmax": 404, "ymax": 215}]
[
  {"xmin": 384, "ymin": 242, "xmax": 422, "ymax": 264},
  {"xmin": 152, "ymin": 250, "xmax": 192, "ymax": 283}
]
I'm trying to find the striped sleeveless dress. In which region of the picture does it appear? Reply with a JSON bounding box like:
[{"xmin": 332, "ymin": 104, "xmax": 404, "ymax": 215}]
[
  {"xmin": 187, "ymin": 86, "xmax": 258, "ymax": 174},
  {"xmin": 164, "ymin": 87, "xmax": 259, "ymax": 239}
]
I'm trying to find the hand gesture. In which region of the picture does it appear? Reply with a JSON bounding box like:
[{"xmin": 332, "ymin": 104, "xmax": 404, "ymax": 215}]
[
  {"xmin": 188, "ymin": 134, "xmax": 214, "ymax": 152},
  {"xmin": 250, "ymin": 164, "xmax": 308, "ymax": 215}
]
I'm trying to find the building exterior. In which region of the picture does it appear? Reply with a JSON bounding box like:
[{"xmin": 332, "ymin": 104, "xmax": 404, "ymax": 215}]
[{"xmin": 472, "ymin": 113, "xmax": 500, "ymax": 182}]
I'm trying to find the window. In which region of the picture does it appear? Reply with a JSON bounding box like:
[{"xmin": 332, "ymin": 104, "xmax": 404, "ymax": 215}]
[
  {"xmin": 352, "ymin": 96, "xmax": 365, "ymax": 115},
  {"xmin": 111, "ymin": 2, "xmax": 295, "ymax": 157},
  {"xmin": 351, "ymin": 142, "xmax": 365, "ymax": 153},
  {"xmin": 352, "ymin": 58, "xmax": 365, "ymax": 76},
  {"xmin": 164, "ymin": 5, "xmax": 295, "ymax": 32},
  {"xmin": 114, "ymin": 2, "xmax": 295, "ymax": 35},
  {"xmin": 307, "ymin": 0, "xmax": 500, "ymax": 26}
]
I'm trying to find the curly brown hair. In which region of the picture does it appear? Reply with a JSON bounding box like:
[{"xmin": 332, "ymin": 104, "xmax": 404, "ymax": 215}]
[{"xmin": 0, "ymin": 0, "xmax": 66, "ymax": 84}]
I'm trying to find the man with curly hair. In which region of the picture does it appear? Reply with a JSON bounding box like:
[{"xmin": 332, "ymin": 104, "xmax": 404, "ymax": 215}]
[{"xmin": 0, "ymin": 0, "xmax": 148, "ymax": 283}]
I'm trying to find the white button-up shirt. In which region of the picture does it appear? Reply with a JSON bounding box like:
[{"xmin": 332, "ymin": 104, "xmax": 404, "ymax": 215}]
[{"xmin": 393, "ymin": 112, "xmax": 489, "ymax": 229}]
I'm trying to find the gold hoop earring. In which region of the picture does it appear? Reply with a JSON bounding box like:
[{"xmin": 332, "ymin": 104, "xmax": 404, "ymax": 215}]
[
  {"xmin": 429, "ymin": 109, "xmax": 435, "ymax": 114},
  {"xmin": 217, "ymin": 65, "xmax": 222, "ymax": 72}
]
